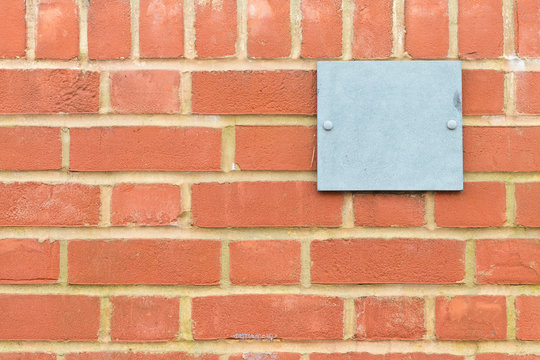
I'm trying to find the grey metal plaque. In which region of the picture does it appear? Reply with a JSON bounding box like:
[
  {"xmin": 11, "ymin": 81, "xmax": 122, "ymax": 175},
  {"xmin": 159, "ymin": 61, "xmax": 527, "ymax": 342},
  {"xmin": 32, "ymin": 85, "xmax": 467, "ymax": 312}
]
[{"xmin": 317, "ymin": 61, "xmax": 463, "ymax": 191}]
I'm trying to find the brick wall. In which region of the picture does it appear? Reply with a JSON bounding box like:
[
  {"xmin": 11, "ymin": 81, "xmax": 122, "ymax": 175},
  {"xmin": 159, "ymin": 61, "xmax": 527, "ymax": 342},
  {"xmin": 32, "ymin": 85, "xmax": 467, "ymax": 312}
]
[{"xmin": 0, "ymin": 0, "xmax": 539, "ymax": 359}]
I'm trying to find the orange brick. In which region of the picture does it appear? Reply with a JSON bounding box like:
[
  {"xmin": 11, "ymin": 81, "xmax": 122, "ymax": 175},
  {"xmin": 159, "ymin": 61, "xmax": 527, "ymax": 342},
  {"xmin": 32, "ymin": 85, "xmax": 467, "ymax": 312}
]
[
  {"xmin": 311, "ymin": 239, "xmax": 465, "ymax": 284},
  {"xmin": 67, "ymin": 354, "xmax": 217, "ymax": 360},
  {"xmin": 301, "ymin": 0, "xmax": 342, "ymax": 58},
  {"xmin": 516, "ymin": 296, "xmax": 540, "ymax": 340},
  {"xmin": 0, "ymin": 183, "xmax": 101, "ymax": 227},
  {"xmin": 140, "ymin": 0, "xmax": 183, "ymax": 58},
  {"xmin": 515, "ymin": 182, "xmax": 540, "ymax": 227},
  {"xmin": 195, "ymin": 0, "xmax": 237, "ymax": 58},
  {"xmin": 515, "ymin": 0, "xmax": 540, "ymax": 57},
  {"xmin": 405, "ymin": 0, "xmax": 449, "ymax": 58},
  {"xmin": 311, "ymin": 354, "xmax": 464, "ymax": 360},
  {"xmin": 235, "ymin": 126, "xmax": 316, "ymax": 170},
  {"xmin": 0, "ymin": 295, "xmax": 100, "ymax": 340},
  {"xmin": 0, "ymin": 239, "xmax": 59, "ymax": 284},
  {"xmin": 88, "ymin": 0, "xmax": 131, "ymax": 59},
  {"xmin": 476, "ymin": 239, "xmax": 540, "ymax": 284},
  {"xmin": 112, "ymin": 184, "xmax": 181, "ymax": 226},
  {"xmin": 0, "ymin": 0, "xmax": 26, "ymax": 58},
  {"xmin": 462, "ymin": 70, "xmax": 505, "ymax": 115},
  {"xmin": 192, "ymin": 71, "xmax": 316, "ymax": 114},
  {"xmin": 0, "ymin": 70, "xmax": 99, "ymax": 114},
  {"xmin": 0, "ymin": 355, "xmax": 56, "ymax": 360},
  {"xmin": 516, "ymin": 72, "xmax": 540, "ymax": 114},
  {"xmin": 353, "ymin": 0, "xmax": 393, "ymax": 59},
  {"xmin": 458, "ymin": 0, "xmax": 503, "ymax": 59},
  {"xmin": 68, "ymin": 240, "xmax": 221, "ymax": 285},
  {"xmin": 248, "ymin": 0, "xmax": 291, "ymax": 58},
  {"xmin": 435, "ymin": 296, "xmax": 506, "ymax": 340},
  {"xmin": 36, "ymin": 0, "xmax": 79, "ymax": 59},
  {"xmin": 70, "ymin": 127, "xmax": 222, "ymax": 171},
  {"xmin": 229, "ymin": 240, "xmax": 301, "ymax": 285},
  {"xmin": 353, "ymin": 193, "xmax": 425, "ymax": 227},
  {"xmin": 192, "ymin": 182, "xmax": 343, "ymax": 227},
  {"xmin": 230, "ymin": 354, "xmax": 300, "ymax": 360},
  {"xmin": 192, "ymin": 295, "xmax": 343, "ymax": 339},
  {"xmin": 477, "ymin": 355, "xmax": 540, "ymax": 360},
  {"xmin": 434, "ymin": 182, "xmax": 506, "ymax": 227},
  {"xmin": 0, "ymin": 127, "xmax": 61, "ymax": 170},
  {"xmin": 111, "ymin": 296, "xmax": 179, "ymax": 341}
]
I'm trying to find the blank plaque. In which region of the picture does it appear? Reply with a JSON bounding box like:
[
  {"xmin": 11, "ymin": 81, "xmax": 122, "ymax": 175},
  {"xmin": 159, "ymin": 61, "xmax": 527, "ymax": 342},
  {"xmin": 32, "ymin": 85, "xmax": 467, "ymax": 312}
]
[{"xmin": 317, "ymin": 61, "xmax": 463, "ymax": 191}]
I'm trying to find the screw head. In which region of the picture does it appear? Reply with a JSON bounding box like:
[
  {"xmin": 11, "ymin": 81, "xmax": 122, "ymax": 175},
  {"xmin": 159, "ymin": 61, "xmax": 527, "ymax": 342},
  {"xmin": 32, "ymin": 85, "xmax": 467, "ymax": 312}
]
[
  {"xmin": 447, "ymin": 120, "xmax": 458, "ymax": 130},
  {"xmin": 323, "ymin": 120, "xmax": 333, "ymax": 131}
]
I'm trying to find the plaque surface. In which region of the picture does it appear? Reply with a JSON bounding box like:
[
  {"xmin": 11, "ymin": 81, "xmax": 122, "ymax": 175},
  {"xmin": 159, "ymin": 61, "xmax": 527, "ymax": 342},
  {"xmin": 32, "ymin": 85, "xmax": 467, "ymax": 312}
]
[{"xmin": 317, "ymin": 61, "xmax": 463, "ymax": 191}]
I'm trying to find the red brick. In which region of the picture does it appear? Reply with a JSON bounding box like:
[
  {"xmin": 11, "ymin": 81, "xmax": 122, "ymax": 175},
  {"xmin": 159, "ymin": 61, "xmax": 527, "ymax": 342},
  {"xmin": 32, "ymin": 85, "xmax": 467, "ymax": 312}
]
[
  {"xmin": 0, "ymin": 0, "xmax": 26, "ymax": 58},
  {"xmin": 0, "ymin": 127, "xmax": 61, "ymax": 170},
  {"xmin": 515, "ymin": 0, "xmax": 540, "ymax": 57},
  {"xmin": 516, "ymin": 72, "xmax": 540, "ymax": 114},
  {"xmin": 311, "ymin": 239, "xmax": 465, "ymax": 284},
  {"xmin": 0, "ymin": 70, "xmax": 99, "ymax": 114},
  {"xmin": 235, "ymin": 126, "xmax": 316, "ymax": 170},
  {"xmin": 192, "ymin": 71, "xmax": 316, "ymax": 114},
  {"xmin": 515, "ymin": 182, "xmax": 540, "ymax": 227},
  {"xmin": 301, "ymin": 0, "xmax": 342, "ymax": 58},
  {"xmin": 140, "ymin": 0, "xmax": 183, "ymax": 58},
  {"xmin": 112, "ymin": 184, "xmax": 181, "ymax": 226},
  {"xmin": 110, "ymin": 71, "xmax": 180, "ymax": 114},
  {"xmin": 353, "ymin": 193, "xmax": 425, "ymax": 227},
  {"xmin": 353, "ymin": 0, "xmax": 393, "ymax": 59},
  {"xmin": 111, "ymin": 296, "xmax": 179, "ymax": 341},
  {"xmin": 248, "ymin": 0, "xmax": 291, "ymax": 58},
  {"xmin": 355, "ymin": 297, "xmax": 425, "ymax": 340},
  {"xmin": 0, "ymin": 295, "xmax": 100, "ymax": 340},
  {"xmin": 405, "ymin": 0, "xmax": 449, "ymax": 58},
  {"xmin": 192, "ymin": 182, "xmax": 343, "ymax": 227},
  {"xmin": 477, "ymin": 356, "xmax": 540, "ymax": 360},
  {"xmin": 0, "ymin": 183, "xmax": 100, "ymax": 226},
  {"xmin": 66, "ymin": 354, "xmax": 217, "ymax": 360},
  {"xmin": 462, "ymin": 70, "xmax": 505, "ymax": 115},
  {"xmin": 464, "ymin": 127, "xmax": 540, "ymax": 172},
  {"xmin": 0, "ymin": 239, "xmax": 59, "ymax": 284},
  {"xmin": 192, "ymin": 295, "xmax": 344, "ymax": 339},
  {"xmin": 229, "ymin": 240, "xmax": 301, "ymax": 285},
  {"xmin": 311, "ymin": 354, "xmax": 464, "ymax": 360},
  {"xmin": 0, "ymin": 355, "xmax": 55, "ymax": 360},
  {"xmin": 36, "ymin": 0, "xmax": 79, "ymax": 59},
  {"xmin": 434, "ymin": 182, "xmax": 506, "ymax": 227},
  {"xmin": 458, "ymin": 0, "xmax": 503, "ymax": 59},
  {"xmin": 435, "ymin": 296, "xmax": 506, "ymax": 340},
  {"xmin": 70, "ymin": 127, "xmax": 221, "ymax": 171},
  {"xmin": 195, "ymin": 0, "xmax": 237, "ymax": 58},
  {"xmin": 516, "ymin": 296, "xmax": 540, "ymax": 340},
  {"xmin": 476, "ymin": 239, "xmax": 540, "ymax": 284},
  {"xmin": 88, "ymin": 0, "xmax": 131, "ymax": 59},
  {"xmin": 68, "ymin": 240, "xmax": 221, "ymax": 285},
  {"xmin": 230, "ymin": 354, "xmax": 300, "ymax": 360}
]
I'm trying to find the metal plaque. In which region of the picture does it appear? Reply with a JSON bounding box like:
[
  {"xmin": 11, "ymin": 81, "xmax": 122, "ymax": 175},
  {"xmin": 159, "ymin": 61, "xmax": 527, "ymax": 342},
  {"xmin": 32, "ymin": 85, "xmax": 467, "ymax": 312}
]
[{"xmin": 317, "ymin": 61, "xmax": 463, "ymax": 191}]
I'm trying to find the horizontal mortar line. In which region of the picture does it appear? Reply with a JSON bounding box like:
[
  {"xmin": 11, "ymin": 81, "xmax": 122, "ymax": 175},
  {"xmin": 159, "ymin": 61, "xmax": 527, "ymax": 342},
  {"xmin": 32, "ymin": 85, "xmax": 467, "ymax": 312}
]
[
  {"xmin": 0, "ymin": 171, "xmax": 539, "ymax": 184},
  {"xmin": 463, "ymin": 116, "xmax": 540, "ymax": 126},
  {"xmin": 1, "ymin": 226, "xmax": 539, "ymax": 241},
  {"xmin": 1, "ymin": 283, "xmax": 540, "ymax": 297},
  {"xmin": 0, "ymin": 340, "xmax": 539, "ymax": 355}
]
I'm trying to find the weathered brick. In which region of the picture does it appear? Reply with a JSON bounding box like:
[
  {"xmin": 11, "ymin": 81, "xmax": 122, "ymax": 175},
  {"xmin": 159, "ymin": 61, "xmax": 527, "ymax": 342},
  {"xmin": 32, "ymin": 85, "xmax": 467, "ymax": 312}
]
[
  {"xmin": 462, "ymin": 70, "xmax": 505, "ymax": 115},
  {"xmin": 88, "ymin": 0, "xmax": 131, "ymax": 59},
  {"xmin": 515, "ymin": 0, "xmax": 540, "ymax": 57},
  {"xmin": 353, "ymin": 0, "xmax": 393, "ymax": 58},
  {"xmin": 516, "ymin": 296, "xmax": 540, "ymax": 340},
  {"xmin": 36, "ymin": 0, "xmax": 79, "ymax": 59},
  {"xmin": 140, "ymin": 0, "xmax": 183, "ymax": 58},
  {"xmin": 0, "ymin": 127, "xmax": 62, "ymax": 170},
  {"xmin": 66, "ymin": 354, "xmax": 218, "ymax": 360},
  {"xmin": 301, "ymin": 0, "xmax": 342, "ymax": 58},
  {"xmin": 0, "ymin": 0, "xmax": 26, "ymax": 58},
  {"xmin": 405, "ymin": 0, "xmax": 449, "ymax": 58},
  {"xmin": 515, "ymin": 182, "xmax": 540, "ymax": 227},
  {"xmin": 516, "ymin": 72, "xmax": 540, "ymax": 114},
  {"xmin": 0, "ymin": 354, "xmax": 56, "ymax": 360},
  {"xmin": 0, "ymin": 239, "xmax": 59, "ymax": 284},
  {"xmin": 230, "ymin": 354, "xmax": 300, "ymax": 360},
  {"xmin": 247, "ymin": 0, "xmax": 291, "ymax": 58},
  {"xmin": 311, "ymin": 354, "xmax": 464, "ymax": 360},
  {"xmin": 477, "ymin": 356, "xmax": 540, "ymax": 360},
  {"xmin": 353, "ymin": 193, "xmax": 425, "ymax": 227},
  {"xmin": 458, "ymin": 0, "xmax": 503, "ymax": 59},
  {"xmin": 195, "ymin": 0, "xmax": 237, "ymax": 58}
]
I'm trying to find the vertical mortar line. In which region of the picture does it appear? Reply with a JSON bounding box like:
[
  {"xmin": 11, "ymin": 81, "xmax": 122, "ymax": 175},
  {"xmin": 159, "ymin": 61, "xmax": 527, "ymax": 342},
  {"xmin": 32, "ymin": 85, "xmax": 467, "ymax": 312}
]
[
  {"xmin": 58, "ymin": 240, "xmax": 69, "ymax": 285},
  {"xmin": 300, "ymin": 238, "xmax": 311, "ymax": 287},
  {"xmin": 504, "ymin": 182, "xmax": 516, "ymax": 226},
  {"xmin": 179, "ymin": 182, "xmax": 192, "ymax": 227},
  {"xmin": 220, "ymin": 239, "xmax": 231, "ymax": 287},
  {"xmin": 341, "ymin": 0, "xmax": 354, "ymax": 60},
  {"xmin": 131, "ymin": 0, "xmax": 140, "ymax": 59},
  {"xmin": 99, "ymin": 71, "xmax": 112, "ymax": 114},
  {"xmin": 447, "ymin": 0, "xmax": 458, "ymax": 58},
  {"xmin": 61, "ymin": 128, "xmax": 70, "ymax": 171},
  {"xmin": 184, "ymin": 0, "xmax": 196, "ymax": 59},
  {"xmin": 99, "ymin": 297, "xmax": 112, "ymax": 343},
  {"xmin": 424, "ymin": 192, "xmax": 436, "ymax": 230},
  {"xmin": 237, "ymin": 0, "xmax": 248, "ymax": 58},
  {"xmin": 343, "ymin": 298, "xmax": 355, "ymax": 340},
  {"xmin": 342, "ymin": 192, "xmax": 355, "ymax": 228},
  {"xmin": 221, "ymin": 125, "xmax": 236, "ymax": 172},
  {"xmin": 26, "ymin": 0, "xmax": 37, "ymax": 60},
  {"xmin": 100, "ymin": 185, "xmax": 113, "ymax": 227},
  {"xmin": 392, "ymin": 0, "xmax": 405, "ymax": 58},
  {"xmin": 464, "ymin": 239, "xmax": 476, "ymax": 286},
  {"xmin": 219, "ymin": 355, "xmax": 228, "ymax": 360},
  {"xmin": 504, "ymin": 71, "xmax": 516, "ymax": 118},
  {"xmin": 507, "ymin": 295, "xmax": 516, "ymax": 340},
  {"xmin": 78, "ymin": 0, "xmax": 89, "ymax": 62},
  {"xmin": 424, "ymin": 296, "xmax": 436, "ymax": 340},
  {"xmin": 181, "ymin": 72, "xmax": 193, "ymax": 115},
  {"xmin": 290, "ymin": 0, "xmax": 302, "ymax": 59},
  {"xmin": 502, "ymin": 0, "xmax": 515, "ymax": 57},
  {"xmin": 179, "ymin": 296, "xmax": 194, "ymax": 340}
]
